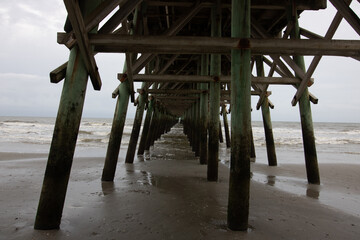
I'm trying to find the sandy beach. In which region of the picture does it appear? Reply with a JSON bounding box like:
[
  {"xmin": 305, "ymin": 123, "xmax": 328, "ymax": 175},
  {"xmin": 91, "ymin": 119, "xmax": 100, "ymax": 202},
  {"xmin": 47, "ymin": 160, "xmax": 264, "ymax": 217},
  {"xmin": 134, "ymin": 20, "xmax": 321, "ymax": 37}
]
[{"xmin": 1, "ymin": 130, "xmax": 359, "ymax": 240}]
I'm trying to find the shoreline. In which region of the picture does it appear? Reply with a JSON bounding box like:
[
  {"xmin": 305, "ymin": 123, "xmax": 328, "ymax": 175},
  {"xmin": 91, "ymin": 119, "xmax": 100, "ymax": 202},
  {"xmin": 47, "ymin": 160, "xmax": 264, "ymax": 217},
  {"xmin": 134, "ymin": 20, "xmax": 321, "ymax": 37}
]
[{"xmin": 1, "ymin": 141, "xmax": 360, "ymax": 239}]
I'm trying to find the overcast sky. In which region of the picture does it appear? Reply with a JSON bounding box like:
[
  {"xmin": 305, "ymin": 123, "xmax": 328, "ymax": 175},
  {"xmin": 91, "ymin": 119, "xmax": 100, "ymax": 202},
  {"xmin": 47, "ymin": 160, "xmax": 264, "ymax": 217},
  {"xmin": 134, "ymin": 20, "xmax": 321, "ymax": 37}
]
[{"xmin": 0, "ymin": 1, "xmax": 359, "ymax": 123}]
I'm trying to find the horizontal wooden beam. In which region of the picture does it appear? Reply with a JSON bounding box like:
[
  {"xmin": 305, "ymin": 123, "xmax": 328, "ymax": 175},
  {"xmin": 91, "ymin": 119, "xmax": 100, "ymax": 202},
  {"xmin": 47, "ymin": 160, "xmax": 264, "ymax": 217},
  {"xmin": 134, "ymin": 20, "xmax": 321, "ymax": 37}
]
[
  {"xmin": 145, "ymin": 0, "xmax": 326, "ymax": 10},
  {"xmin": 88, "ymin": 34, "xmax": 360, "ymax": 56},
  {"xmin": 221, "ymin": 90, "xmax": 271, "ymax": 96},
  {"xmin": 50, "ymin": 62, "xmax": 68, "ymax": 83},
  {"xmin": 130, "ymin": 74, "xmax": 307, "ymax": 85},
  {"xmin": 155, "ymin": 96, "xmax": 199, "ymax": 100},
  {"xmin": 139, "ymin": 89, "xmax": 205, "ymax": 95},
  {"xmin": 140, "ymin": 88, "xmax": 268, "ymax": 96}
]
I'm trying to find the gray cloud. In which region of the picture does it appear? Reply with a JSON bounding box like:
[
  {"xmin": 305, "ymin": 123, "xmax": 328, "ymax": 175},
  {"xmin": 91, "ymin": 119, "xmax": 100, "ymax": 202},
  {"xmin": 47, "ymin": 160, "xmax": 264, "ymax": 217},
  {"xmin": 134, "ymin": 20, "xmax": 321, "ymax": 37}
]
[{"xmin": 0, "ymin": 1, "xmax": 359, "ymax": 122}]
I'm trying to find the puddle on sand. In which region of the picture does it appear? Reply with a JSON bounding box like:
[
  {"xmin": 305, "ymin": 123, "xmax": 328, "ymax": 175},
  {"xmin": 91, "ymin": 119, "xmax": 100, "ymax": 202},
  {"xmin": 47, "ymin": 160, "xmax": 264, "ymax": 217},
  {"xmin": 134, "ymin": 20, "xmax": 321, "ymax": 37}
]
[
  {"xmin": 125, "ymin": 169, "xmax": 157, "ymax": 186},
  {"xmin": 252, "ymin": 172, "xmax": 360, "ymax": 217}
]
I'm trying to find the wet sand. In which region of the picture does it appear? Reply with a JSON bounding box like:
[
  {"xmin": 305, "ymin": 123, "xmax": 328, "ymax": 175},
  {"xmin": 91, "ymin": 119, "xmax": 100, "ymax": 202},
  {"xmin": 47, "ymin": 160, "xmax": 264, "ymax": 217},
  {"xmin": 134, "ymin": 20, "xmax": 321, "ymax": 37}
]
[{"xmin": 1, "ymin": 131, "xmax": 360, "ymax": 240}]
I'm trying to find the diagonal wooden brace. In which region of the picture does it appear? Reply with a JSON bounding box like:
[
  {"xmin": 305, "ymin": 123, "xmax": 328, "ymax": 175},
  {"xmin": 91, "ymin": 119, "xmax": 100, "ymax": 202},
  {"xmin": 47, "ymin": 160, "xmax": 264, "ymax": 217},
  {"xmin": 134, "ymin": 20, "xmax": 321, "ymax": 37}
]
[{"xmin": 64, "ymin": 0, "xmax": 102, "ymax": 90}]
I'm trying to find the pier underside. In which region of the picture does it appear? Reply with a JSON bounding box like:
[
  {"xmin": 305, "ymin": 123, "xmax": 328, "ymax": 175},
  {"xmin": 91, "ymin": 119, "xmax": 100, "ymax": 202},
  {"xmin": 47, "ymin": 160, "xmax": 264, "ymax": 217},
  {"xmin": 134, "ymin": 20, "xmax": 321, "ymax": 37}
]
[{"xmin": 35, "ymin": 0, "xmax": 359, "ymax": 232}]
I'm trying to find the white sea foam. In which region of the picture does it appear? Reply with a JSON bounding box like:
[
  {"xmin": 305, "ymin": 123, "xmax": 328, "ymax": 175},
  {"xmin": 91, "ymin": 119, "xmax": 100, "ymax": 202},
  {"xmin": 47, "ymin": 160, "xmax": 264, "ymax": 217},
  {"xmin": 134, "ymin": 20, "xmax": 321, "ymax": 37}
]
[{"xmin": 0, "ymin": 117, "xmax": 359, "ymax": 159}]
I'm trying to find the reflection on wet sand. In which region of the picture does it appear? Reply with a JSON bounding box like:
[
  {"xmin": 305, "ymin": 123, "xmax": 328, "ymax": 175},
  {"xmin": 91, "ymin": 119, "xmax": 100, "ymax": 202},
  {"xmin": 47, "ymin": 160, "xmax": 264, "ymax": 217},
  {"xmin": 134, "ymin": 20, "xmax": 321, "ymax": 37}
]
[
  {"xmin": 267, "ymin": 175, "xmax": 276, "ymax": 187},
  {"xmin": 126, "ymin": 168, "xmax": 156, "ymax": 186},
  {"xmin": 254, "ymin": 172, "xmax": 321, "ymax": 200},
  {"xmin": 264, "ymin": 174, "xmax": 321, "ymax": 199},
  {"xmin": 101, "ymin": 181, "xmax": 115, "ymax": 196},
  {"xmin": 306, "ymin": 186, "xmax": 320, "ymax": 199}
]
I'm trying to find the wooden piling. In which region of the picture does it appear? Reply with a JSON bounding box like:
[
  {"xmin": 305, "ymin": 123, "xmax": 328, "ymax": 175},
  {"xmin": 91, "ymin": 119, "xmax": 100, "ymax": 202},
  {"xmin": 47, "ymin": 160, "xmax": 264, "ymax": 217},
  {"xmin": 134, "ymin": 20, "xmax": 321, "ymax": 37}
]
[
  {"xmin": 194, "ymin": 96, "xmax": 200, "ymax": 157},
  {"xmin": 125, "ymin": 83, "xmax": 146, "ymax": 164},
  {"xmin": 219, "ymin": 121, "xmax": 224, "ymax": 143},
  {"xmin": 199, "ymin": 54, "xmax": 209, "ymax": 165},
  {"xmin": 34, "ymin": 0, "xmax": 102, "ymax": 230},
  {"xmin": 256, "ymin": 56, "xmax": 277, "ymax": 166},
  {"xmin": 137, "ymin": 96, "xmax": 154, "ymax": 155},
  {"xmin": 250, "ymin": 128, "xmax": 256, "ymax": 159},
  {"xmin": 145, "ymin": 102, "xmax": 159, "ymax": 150},
  {"xmin": 289, "ymin": 8, "xmax": 320, "ymax": 185},
  {"xmin": 227, "ymin": 0, "xmax": 251, "ymax": 231},
  {"xmin": 102, "ymin": 80, "xmax": 130, "ymax": 181},
  {"xmin": 261, "ymin": 98, "xmax": 277, "ymax": 165},
  {"xmin": 207, "ymin": 3, "xmax": 221, "ymax": 182},
  {"xmin": 222, "ymin": 104, "xmax": 231, "ymax": 148}
]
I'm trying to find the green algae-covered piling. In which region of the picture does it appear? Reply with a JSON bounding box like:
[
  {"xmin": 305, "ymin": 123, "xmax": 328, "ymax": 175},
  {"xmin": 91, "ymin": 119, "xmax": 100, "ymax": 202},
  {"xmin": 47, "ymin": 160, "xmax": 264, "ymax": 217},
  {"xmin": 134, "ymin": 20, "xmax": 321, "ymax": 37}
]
[
  {"xmin": 227, "ymin": 0, "xmax": 251, "ymax": 231},
  {"xmin": 222, "ymin": 104, "xmax": 231, "ymax": 148},
  {"xmin": 138, "ymin": 96, "xmax": 154, "ymax": 155},
  {"xmin": 256, "ymin": 56, "xmax": 277, "ymax": 166},
  {"xmin": 102, "ymin": 80, "xmax": 130, "ymax": 181},
  {"xmin": 35, "ymin": 0, "xmax": 102, "ymax": 230},
  {"xmin": 194, "ymin": 95, "xmax": 200, "ymax": 157},
  {"xmin": 250, "ymin": 128, "xmax": 256, "ymax": 159},
  {"xmin": 125, "ymin": 83, "xmax": 146, "ymax": 164},
  {"xmin": 146, "ymin": 104, "xmax": 158, "ymax": 150},
  {"xmin": 219, "ymin": 121, "xmax": 224, "ymax": 143},
  {"xmin": 199, "ymin": 54, "xmax": 209, "ymax": 165},
  {"xmin": 289, "ymin": 8, "xmax": 320, "ymax": 184},
  {"xmin": 207, "ymin": 3, "xmax": 221, "ymax": 182}
]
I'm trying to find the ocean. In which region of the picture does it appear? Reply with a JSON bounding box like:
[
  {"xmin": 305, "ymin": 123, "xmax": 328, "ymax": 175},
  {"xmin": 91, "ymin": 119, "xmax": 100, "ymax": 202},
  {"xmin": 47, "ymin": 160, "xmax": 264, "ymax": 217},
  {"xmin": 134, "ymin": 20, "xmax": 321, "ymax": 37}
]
[
  {"xmin": 0, "ymin": 116, "xmax": 359, "ymax": 222},
  {"xmin": 0, "ymin": 116, "xmax": 359, "ymax": 164}
]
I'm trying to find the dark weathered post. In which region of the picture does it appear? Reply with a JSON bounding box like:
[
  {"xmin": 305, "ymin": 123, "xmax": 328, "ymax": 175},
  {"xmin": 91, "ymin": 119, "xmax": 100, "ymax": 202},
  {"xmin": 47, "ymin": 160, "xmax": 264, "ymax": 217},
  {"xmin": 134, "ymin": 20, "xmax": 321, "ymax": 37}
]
[
  {"xmin": 145, "ymin": 102, "xmax": 159, "ymax": 150},
  {"xmin": 199, "ymin": 54, "xmax": 209, "ymax": 164},
  {"xmin": 208, "ymin": 2, "xmax": 221, "ymax": 181},
  {"xmin": 191, "ymin": 102, "xmax": 196, "ymax": 152},
  {"xmin": 138, "ymin": 96, "xmax": 154, "ymax": 155},
  {"xmin": 125, "ymin": 83, "xmax": 146, "ymax": 163},
  {"xmin": 35, "ymin": 0, "xmax": 101, "ymax": 230},
  {"xmin": 227, "ymin": 0, "xmax": 251, "ymax": 231},
  {"xmin": 194, "ymin": 96, "xmax": 200, "ymax": 157},
  {"xmin": 102, "ymin": 80, "xmax": 130, "ymax": 181},
  {"xmin": 219, "ymin": 121, "xmax": 224, "ymax": 143},
  {"xmin": 289, "ymin": 8, "xmax": 320, "ymax": 184},
  {"xmin": 256, "ymin": 57, "xmax": 277, "ymax": 166},
  {"xmin": 250, "ymin": 128, "xmax": 256, "ymax": 159},
  {"xmin": 222, "ymin": 104, "xmax": 231, "ymax": 148}
]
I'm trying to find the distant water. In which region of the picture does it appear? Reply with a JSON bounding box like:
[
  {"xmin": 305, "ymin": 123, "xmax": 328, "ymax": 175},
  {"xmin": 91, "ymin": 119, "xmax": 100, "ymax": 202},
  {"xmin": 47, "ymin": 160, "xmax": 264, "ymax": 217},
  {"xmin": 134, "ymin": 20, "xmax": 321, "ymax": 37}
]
[{"xmin": 0, "ymin": 116, "xmax": 359, "ymax": 163}]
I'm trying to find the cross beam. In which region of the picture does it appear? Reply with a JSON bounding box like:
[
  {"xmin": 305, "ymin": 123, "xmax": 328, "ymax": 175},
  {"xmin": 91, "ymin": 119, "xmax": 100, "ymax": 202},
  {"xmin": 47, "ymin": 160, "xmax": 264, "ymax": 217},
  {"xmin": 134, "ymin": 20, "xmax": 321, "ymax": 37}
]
[
  {"xmin": 130, "ymin": 74, "xmax": 307, "ymax": 85},
  {"xmin": 87, "ymin": 34, "xmax": 360, "ymax": 56}
]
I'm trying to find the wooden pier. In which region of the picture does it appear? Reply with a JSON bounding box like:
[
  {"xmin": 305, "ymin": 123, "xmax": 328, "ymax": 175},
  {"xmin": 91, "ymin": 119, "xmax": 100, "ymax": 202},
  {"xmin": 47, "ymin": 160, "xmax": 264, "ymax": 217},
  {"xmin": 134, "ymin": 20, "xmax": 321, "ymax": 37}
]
[{"xmin": 36, "ymin": 0, "xmax": 359, "ymax": 231}]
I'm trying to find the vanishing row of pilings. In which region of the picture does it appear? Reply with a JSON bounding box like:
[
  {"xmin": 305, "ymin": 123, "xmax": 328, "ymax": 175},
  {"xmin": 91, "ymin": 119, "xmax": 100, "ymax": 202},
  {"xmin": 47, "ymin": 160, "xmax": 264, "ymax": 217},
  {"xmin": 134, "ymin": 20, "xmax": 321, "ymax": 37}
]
[{"xmin": 34, "ymin": 0, "xmax": 320, "ymax": 232}]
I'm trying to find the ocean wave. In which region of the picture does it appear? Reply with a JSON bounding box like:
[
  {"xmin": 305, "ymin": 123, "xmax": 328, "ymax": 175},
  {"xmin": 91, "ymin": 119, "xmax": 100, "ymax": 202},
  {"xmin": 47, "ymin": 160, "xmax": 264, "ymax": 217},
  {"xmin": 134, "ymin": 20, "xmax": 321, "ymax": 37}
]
[
  {"xmin": 79, "ymin": 130, "xmax": 93, "ymax": 135},
  {"xmin": 80, "ymin": 138, "xmax": 102, "ymax": 142},
  {"xmin": 3, "ymin": 120, "xmax": 39, "ymax": 124}
]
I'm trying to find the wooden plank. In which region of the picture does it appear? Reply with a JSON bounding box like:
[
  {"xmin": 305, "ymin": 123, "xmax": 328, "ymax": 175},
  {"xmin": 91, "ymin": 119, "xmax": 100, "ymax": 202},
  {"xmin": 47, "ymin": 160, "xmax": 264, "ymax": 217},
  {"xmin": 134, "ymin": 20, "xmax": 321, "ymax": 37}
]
[
  {"xmin": 140, "ymin": 89, "xmax": 205, "ymax": 95},
  {"xmin": 52, "ymin": 0, "xmax": 139, "ymax": 84},
  {"xmin": 116, "ymin": 2, "xmax": 204, "ymax": 85},
  {"xmin": 50, "ymin": 62, "xmax": 68, "ymax": 83},
  {"xmin": 145, "ymin": 0, "xmax": 327, "ymax": 10},
  {"xmin": 63, "ymin": 0, "xmax": 126, "ymax": 49},
  {"xmin": 98, "ymin": 0, "xmax": 143, "ymax": 34},
  {"xmin": 292, "ymin": 8, "xmax": 352, "ymax": 106},
  {"xmin": 90, "ymin": 34, "xmax": 360, "ymax": 56},
  {"xmin": 221, "ymin": 90, "xmax": 271, "ymax": 96},
  {"xmin": 330, "ymin": 0, "xmax": 360, "ymax": 36},
  {"xmin": 64, "ymin": 0, "xmax": 102, "ymax": 90},
  {"xmin": 131, "ymin": 74, "xmax": 305, "ymax": 84},
  {"xmin": 251, "ymin": 22, "xmax": 320, "ymax": 105},
  {"xmin": 156, "ymin": 95, "xmax": 199, "ymax": 100}
]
